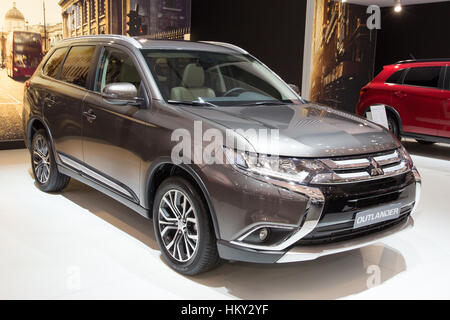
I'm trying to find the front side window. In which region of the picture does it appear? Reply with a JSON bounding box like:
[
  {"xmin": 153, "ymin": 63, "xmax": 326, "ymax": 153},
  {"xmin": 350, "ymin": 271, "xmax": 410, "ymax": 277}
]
[
  {"xmin": 403, "ymin": 66, "xmax": 441, "ymax": 89},
  {"xmin": 95, "ymin": 47, "xmax": 142, "ymax": 93},
  {"xmin": 43, "ymin": 47, "xmax": 68, "ymax": 78},
  {"xmin": 60, "ymin": 46, "xmax": 96, "ymax": 88},
  {"xmin": 142, "ymin": 49, "xmax": 299, "ymax": 106}
]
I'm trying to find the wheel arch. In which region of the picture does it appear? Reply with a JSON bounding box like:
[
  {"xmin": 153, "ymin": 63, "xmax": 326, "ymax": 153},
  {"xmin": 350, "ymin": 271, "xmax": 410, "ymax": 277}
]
[
  {"xmin": 27, "ymin": 116, "xmax": 52, "ymax": 149},
  {"xmin": 363, "ymin": 104, "xmax": 403, "ymax": 133},
  {"xmin": 143, "ymin": 159, "xmax": 221, "ymax": 239}
]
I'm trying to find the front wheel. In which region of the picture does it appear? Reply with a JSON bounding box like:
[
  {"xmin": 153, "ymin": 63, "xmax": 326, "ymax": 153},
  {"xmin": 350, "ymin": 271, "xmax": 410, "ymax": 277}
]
[
  {"xmin": 153, "ymin": 177, "xmax": 220, "ymax": 275},
  {"xmin": 386, "ymin": 113, "xmax": 400, "ymax": 140},
  {"xmin": 31, "ymin": 129, "xmax": 70, "ymax": 192}
]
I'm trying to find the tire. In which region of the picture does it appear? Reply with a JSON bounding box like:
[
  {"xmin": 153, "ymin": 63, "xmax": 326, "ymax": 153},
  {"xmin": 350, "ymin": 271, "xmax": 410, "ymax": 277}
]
[
  {"xmin": 31, "ymin": 129, "xmax": 70, "ymax": 192},
  {"xmin": 416, "ymin": 139, "xmax": 435, "ymax": 145},
  {"xmin": 153, "ymin": 176, "xmax": 220, "ymax": 275},
  {"xmin": 386, "ymin": 113, "xmax": 400, "ymax": 140}
]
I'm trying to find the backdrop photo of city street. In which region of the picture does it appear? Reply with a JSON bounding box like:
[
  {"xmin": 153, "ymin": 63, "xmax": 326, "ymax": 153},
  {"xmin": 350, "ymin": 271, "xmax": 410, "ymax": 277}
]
[{"xmin": 0, "ymin": 0, "xmax": 191, "ymax": 148}]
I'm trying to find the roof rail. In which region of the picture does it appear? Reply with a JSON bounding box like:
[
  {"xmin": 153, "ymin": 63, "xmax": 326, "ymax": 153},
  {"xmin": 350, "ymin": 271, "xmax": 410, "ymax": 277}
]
[
  {"xmin": 395, "ymin": 58, "xmax": 450, "ymax": 64},
  {"xmin": 200, "ymin": 41, "xmax": 248, "ymax": 54},
  {"xmin": 59, "ymin": 34, "xmax": 142, "ymax": 48}
]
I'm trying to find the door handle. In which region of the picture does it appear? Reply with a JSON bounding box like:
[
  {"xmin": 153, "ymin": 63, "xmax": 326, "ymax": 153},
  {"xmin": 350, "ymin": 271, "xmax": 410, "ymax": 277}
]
[
  {"xmin": 82, "ymin": 109, "xmax": 97, "ymax": 123},
  {"xmin": 394, "ymin": 91, "xmax": 407, "ymax": 98}
]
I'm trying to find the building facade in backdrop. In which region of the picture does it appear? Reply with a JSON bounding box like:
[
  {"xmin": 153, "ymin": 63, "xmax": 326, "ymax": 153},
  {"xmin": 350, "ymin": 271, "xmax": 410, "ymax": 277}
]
[
  {"xmin": 59, "ymin": 0, "xmax": 191, "ymax": 39},
  {"xmin": 3, "ymin": 2, "xmax": 26, "ymax": 33},
  {"xmin": 309, "ymin": 0, "xmax": 376, "ymax": 112}
]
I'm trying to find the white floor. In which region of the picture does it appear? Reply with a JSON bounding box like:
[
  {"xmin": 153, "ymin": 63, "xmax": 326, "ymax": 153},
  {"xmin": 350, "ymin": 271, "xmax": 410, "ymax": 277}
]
[{"xmin": 1, "ymin": 140, "xmax": 450, "ymax": 299}]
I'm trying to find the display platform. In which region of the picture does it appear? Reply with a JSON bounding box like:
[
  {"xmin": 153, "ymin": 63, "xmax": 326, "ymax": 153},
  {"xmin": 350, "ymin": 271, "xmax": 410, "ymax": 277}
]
[{"xmin": 0, "ymin": 142, "xmax": 449, "ymax": 299}]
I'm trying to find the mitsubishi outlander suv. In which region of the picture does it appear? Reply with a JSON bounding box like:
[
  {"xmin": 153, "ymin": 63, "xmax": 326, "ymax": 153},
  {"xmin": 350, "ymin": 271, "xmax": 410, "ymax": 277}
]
[{"xmin": 23, "ymin": 35, "xmax": 421, "ymax": 275}]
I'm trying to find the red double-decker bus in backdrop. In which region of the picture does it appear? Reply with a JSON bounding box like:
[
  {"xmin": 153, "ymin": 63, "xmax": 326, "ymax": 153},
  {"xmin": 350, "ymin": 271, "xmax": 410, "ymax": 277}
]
[{"xmin": 5, "ymin": 31, "xmax": 43, "ymax": 79}]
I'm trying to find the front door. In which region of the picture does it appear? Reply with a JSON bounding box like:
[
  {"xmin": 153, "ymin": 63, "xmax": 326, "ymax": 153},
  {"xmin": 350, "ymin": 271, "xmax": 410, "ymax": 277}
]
[{"xmin": 82, "ymin": 46, "xmax": 146, "ymax": 202}]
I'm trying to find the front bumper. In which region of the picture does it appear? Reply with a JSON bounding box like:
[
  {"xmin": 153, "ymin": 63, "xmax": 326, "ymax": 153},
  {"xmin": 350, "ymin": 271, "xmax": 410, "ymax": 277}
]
[
  {"xmin": 217, "ymin": 215, "xmax": 414, "ymax": 263},
  {"xmin": 277, "ymin": 215, "xmax": 413, "ymax": 263},
  {"xmin": 217, "ymin": 167, "xmax": 421, "ymax": 264}
]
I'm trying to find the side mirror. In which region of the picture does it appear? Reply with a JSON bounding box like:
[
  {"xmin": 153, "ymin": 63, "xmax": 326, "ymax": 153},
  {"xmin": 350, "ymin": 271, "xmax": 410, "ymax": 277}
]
[
  {"xmin": 102, "ymin": 82, "xmax": 142, "ymax": 105},
  {"xmin": 288, "ymin": 84, "xmax": 300, "ymax": 95}
]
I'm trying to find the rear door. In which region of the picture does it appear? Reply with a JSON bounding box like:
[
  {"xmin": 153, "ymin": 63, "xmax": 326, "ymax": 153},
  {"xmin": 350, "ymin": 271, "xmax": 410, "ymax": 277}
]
[
  {"xmin": 391, "ymin": 65, "xmax": 444, "ymax": 137},
  {"xmin": 81, "ymin": 45, "xmax": 148, "ymax": 202},
  {"xmin": 42, "ymin": 45, "xmax": 96, "ymax": 162}
]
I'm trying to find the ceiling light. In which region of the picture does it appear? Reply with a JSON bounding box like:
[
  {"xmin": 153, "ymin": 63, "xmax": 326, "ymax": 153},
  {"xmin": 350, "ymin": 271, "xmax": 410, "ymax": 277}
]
[{"xmin": 394, "ymin": 0, "xmax": 402, "ymax": 12}]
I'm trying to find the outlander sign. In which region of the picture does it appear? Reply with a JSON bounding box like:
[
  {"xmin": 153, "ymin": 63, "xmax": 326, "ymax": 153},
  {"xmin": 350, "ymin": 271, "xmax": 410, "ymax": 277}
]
[{"xmin": 354, "ymin": 203, "xmax": 401, "ymax": 229}]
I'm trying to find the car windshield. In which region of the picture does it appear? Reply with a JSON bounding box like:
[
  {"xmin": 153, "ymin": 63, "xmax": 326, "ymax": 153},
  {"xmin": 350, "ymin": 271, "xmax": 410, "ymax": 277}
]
[{"xmin": 141, "ymin": 49, "xmax": 300, "ymax": 106}]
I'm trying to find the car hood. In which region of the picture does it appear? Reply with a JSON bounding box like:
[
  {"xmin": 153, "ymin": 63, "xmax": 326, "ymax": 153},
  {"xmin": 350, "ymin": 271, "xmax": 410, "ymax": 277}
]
[{"xmin": 183, "ymin": 102, "xmax": 400, "ymax": 158}]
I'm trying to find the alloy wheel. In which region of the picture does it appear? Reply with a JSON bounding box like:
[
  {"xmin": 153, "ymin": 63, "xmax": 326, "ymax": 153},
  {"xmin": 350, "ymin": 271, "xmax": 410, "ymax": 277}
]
[
  {"xmin": 32, "ymin": 135, "xmax": 51, "ymax": 184},
  {"xmin": 158, "ymin": 189, "xmax": 199, "ymax": 263}
]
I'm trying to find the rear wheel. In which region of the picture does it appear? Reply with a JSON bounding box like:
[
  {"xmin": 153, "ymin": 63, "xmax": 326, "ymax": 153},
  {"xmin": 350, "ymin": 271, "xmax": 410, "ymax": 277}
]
[
  {"xmin": 153, "ymin": 176, "xmax": 219, "ymax": 275},
  {"xmin": 31, "ymin": 129, "xmax": 70, "ymax": 192}
]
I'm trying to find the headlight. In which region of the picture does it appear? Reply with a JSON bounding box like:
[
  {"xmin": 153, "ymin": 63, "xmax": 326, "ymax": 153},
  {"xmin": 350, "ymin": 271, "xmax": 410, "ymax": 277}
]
[{"xmin": 224, "ymin": 147, "xmax": 330, "ymax": 184}]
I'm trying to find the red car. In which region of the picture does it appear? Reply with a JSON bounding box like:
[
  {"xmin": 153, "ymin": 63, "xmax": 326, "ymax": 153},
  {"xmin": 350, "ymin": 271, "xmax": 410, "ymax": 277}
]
[{"xmin": 356, "ymin": 59, "xmax": 450, "ymax": 144}]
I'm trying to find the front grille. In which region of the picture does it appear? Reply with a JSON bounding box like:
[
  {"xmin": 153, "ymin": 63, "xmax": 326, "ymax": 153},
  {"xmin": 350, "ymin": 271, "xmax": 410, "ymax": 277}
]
[
  {"xmin": 317, "ymin": 149, "xmax": 409, "ymax": 184},
  {"xmin": 298, "ymin": 170, "xmax": 416, "ymax": 246}
]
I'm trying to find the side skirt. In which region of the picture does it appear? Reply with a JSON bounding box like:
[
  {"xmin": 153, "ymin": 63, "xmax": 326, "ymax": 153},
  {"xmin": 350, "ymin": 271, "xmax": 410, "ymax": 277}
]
[{"xmin": 58, "ymin": 165, "xmax": 150, "ymax": 219}]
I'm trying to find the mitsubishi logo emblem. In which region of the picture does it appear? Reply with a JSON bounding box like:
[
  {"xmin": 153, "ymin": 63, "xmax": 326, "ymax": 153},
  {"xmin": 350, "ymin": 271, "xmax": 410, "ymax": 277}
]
[{"xmin": 368, "ymin": 158, "xmax": 384, "ymax": 176}]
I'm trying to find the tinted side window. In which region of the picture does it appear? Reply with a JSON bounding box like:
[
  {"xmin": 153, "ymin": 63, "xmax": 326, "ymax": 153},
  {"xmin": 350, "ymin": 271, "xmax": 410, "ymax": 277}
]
[
  {"xmin": 42, "ymin": 48, "xmax": 67, "ymax": 78},
  {"xmin": 95, "ymin": 47, "xmax": 142, "ymax": 93},
  {"xmin": 403, "ymin": 66, "xmax": 441, "ymax": 88},
  {"xmin": 60, "ymin": 46, "xmax": 96, "ymax": 88},
  {"xmin": 385, "ymin": 69, "xmax": 404, "ymax": 84}
]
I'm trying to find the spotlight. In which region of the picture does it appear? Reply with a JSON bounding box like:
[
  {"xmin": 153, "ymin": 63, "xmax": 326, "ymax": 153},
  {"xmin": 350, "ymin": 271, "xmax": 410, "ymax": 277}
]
[{"xmin": 394, "ymin": 0, "xmax": 402, "ymax": 12}]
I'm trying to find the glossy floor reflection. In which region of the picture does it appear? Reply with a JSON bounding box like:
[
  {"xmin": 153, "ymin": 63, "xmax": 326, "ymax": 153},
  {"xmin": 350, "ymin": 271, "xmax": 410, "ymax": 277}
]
[{"xmin": 0, "ymin": 142, "xmax": 449, "ymax": 299}]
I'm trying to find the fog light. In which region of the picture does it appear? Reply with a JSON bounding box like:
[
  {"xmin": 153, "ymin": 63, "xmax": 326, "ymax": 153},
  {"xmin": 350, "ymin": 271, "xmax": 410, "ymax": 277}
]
[{"xmin": 259, "ymin": 228, "xmax": 269, "ymax": 241}]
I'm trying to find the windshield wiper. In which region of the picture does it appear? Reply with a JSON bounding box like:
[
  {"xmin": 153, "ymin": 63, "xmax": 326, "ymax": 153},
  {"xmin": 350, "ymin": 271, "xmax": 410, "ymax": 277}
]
[
  {"xmin": 167, "ymin": 99, "xmax": 218, "ymax": 108},
  {"xmin": 241, "ymin": 100, "xmax": 290, "ymax": 106}
]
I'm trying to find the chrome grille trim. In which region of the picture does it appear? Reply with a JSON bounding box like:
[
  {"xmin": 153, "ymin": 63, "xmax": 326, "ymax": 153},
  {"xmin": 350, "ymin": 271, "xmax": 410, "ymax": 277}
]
[
  {"xmin": 373, "ymin": 150, "xmax": 401, "ymax": 166},
  {"xmin": 322, "ymin": 158, "xmax": 370, "ymax": 170},
  {"xmin": 317, "ymin": 149, "xmax": 409, "ymax": 184}
]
